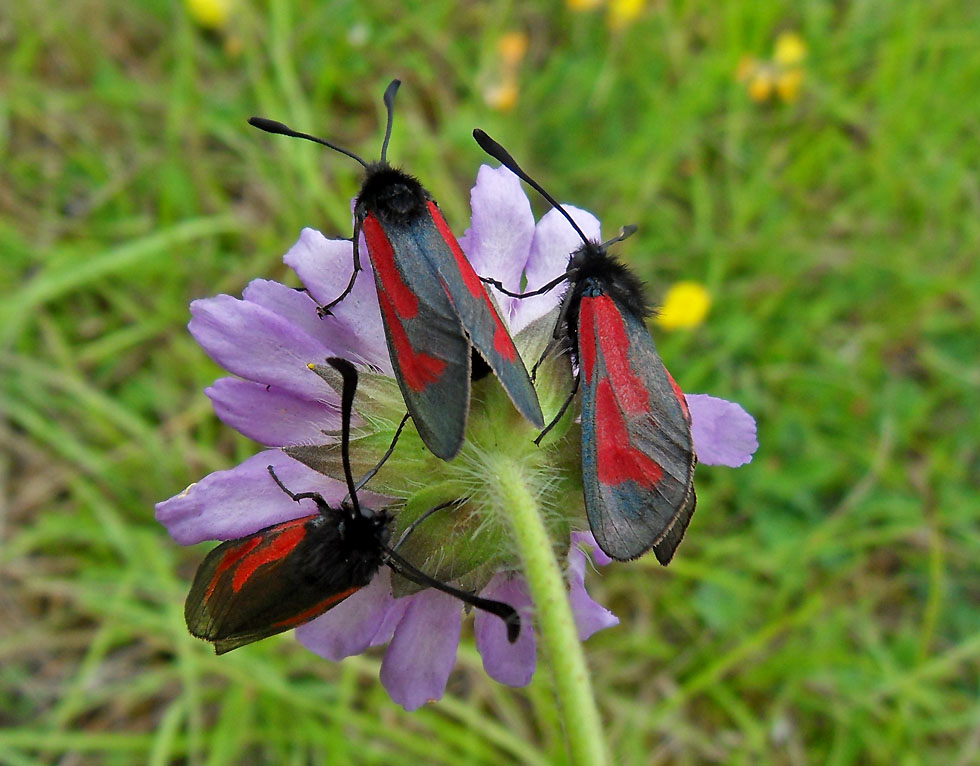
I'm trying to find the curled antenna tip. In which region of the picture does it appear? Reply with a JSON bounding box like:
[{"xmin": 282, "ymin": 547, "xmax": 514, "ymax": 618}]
[
  {"xmin": 472, "ymin": 128, "xmax": 590, "ymax": 247},
  {"xmin": 383, "ymin": 79, "xmax": 401, "ymax": 104},
  {"xmin": 248, "ymin": 116, "xmax": 291, "ymax": 135},
  {"xmin": 506, "ymin": 613, "xmax": 521, "ymax": 643},
  {"xmin": 381, "ymin": 80, "xmax": 401, "ymax": 163}
]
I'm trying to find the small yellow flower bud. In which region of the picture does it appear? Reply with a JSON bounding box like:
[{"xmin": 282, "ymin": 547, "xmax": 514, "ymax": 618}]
[
  {"xmin": 776, "ymin": 67, "xmax": 804, "ymax": 103},
  {"xmin": 484, "ymin": 79, "xmax": 519, "ymax": 112},
  {"xmin": 774, "ymin": 32, "xmax": 807, "ymax": 66},
  {"xmin": 186, "ymin": 0, "xmax": 233, "ymax": 30},
  {"xmin": 567, "ymin": 0, "xmax": 604, "ymax": 10},
  {"xmin": 747, "ymin": 69, "xmax": 775, "ymax": 103},
  {"xmin": 608, "ymin": 0, "xmax": 644, "ymax": 29},
  {"xmin": 497, "ymin": 32, "xmax": 529, "ymax": 68},
  {"xmin": 655, "ymin": 281, "xmax": 711, "ymax": 330}
]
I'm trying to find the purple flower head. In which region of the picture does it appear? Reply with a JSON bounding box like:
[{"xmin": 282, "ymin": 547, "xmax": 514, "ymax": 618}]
[{"xmin": 156, "ymin": 164, "xmax": 757, "ymax": 710}]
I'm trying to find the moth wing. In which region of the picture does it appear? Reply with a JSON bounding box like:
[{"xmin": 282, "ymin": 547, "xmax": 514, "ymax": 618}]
[
  {"xmin": 417, "ymin": 201, "xmax": 544, "ymax": 428},
  {"xmin": 580, "ymin": 297, "xmax": 696, "ymax": 561},
  {"xmin": 184, "ymin": 515, "xmax": 361, "ymax": 653},
  {"xmin": 363, "ymin": 213, "xmax": 471, "ymax": 460}
]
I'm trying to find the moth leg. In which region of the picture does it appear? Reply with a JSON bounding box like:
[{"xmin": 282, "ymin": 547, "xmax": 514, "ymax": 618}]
[
  {"xmin": 478, "ymin": 271, "xmax": 567, "ymax": 299},
  {"xmin": 390, "ymin": 499, "xmax": 459, "ymax": 551},
  {"xmin": 351, "ymin": 412, "xmax": 411, "ymax": 495},
  {"xmin": 267, "ymin": 465, "xmax": 331, "ymax": 513},
  {"xmin": 316, "ymin": 218, "xmax": 364, "ymax": 317},
  {"xmin": 534, "ymin": 372, "xmax": 581, "ymax": 446}
]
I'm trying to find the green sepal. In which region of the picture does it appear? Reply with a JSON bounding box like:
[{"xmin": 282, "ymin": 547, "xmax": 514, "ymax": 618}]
[{"xmin": 388, "ymin": 482, "xmax": 513, "ymax": 597}]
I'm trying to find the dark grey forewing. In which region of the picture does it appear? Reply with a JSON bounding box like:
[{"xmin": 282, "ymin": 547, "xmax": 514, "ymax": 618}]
[
  {"xmin": 369, "ymin": 217, "xmax": 471, "ymax": 461},
  {"xmin": 580, "ymin": 304, "xmax": 696, "ymax": 561},
  {"xmin": 652, "ymin": 485, "xmax": 696, "ymax": 565},
  {"xmin": 412, "ymin": 204, "xmax": 544, "ymax": 428}
]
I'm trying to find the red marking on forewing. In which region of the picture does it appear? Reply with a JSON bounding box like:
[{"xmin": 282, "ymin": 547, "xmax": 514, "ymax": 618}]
[
  {"xmin": 232, "ymin": 518, "xmax": 309, "ymax": 593},
  {"xmin": 364, "ymin": 214, "xmax": 418, "ymax": 319},
  {"xmin": 206, "ymin": 537, "xmax": 262, "ymax": 599},
  {"xmin": 578, "ymin": 299, "xmax": 599, "ymax": 383},
  {"xmin": 427, "ymin": 201, "xmax": 516, "ymax": 362},
  {"xmin": 427, "ymin": 201, "xmax": 483, "ymax": 299},
  {"xmin": 272, "ymin": 587, "xmax": 361, "ymax": 629},
  {"xmin": 580, "ymin": 295, "xmax": 648, "ymax": 414},
  {"xmin": 664, "ymin": 369, "xmax": 690, "ymax": 421},
  {"xmin": 594, "ymin": 379, "xmax": 664, "ymax": 488},
  {"xmin": 378, "ymin": 289, "xmax": 447, "ymax": 392}
]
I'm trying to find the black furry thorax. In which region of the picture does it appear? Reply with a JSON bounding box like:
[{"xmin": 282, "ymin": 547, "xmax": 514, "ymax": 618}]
[
  {"xmin": 567, "ymin": 242, "xmax": 653, "ymax": 319},
  {"xmin": 358, "ymin": 162, "xmax": 430, "ymax": 225},
  {"xmin": 561, "ymin": 241, "xmax": 653, "ymax": 359},
  {"xmin": 298, "ymin": 506, "xmax": 391, "ymax": 587}
]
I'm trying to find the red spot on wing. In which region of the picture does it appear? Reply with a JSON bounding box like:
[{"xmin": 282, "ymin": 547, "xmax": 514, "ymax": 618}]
[
  {"xmin": 579, "ymin": 296, "xmax": 648, "ymax": 414},
  {"xmin": 378, "ymin": 289, "xmax": 447, "ymax": 392},
  {"xmin": 578, "ymin": 299, "xmax": 599, "ymax": 383},
  {"xmin": 594, "ymin": 379, "xmax": 664, "ymax": 488},
  {"xmin": 206, "ymin": 536, "xmax": 262, "ymax": 599},
  {"xmin": 232, "ymin": 518, "xmax": 309, "ymax": 593},
  {"xmin": 364, "ymin": 214, "xmax": 418, "ymax": 319},
  {"xmin": 272, "ymin": 587, "xmax": 361, "ymax": 629},
  {"xmin": 664, "ymin": 369, "xmax": 690, "ymax": 421},
  {"xmin": 427, "ymin": 201, "xmax": 516, "ymax": 362}
]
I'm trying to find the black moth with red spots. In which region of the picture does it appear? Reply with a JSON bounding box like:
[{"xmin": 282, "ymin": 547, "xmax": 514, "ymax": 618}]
[
  {"xmin": 473, "ymin": 129, "xmax": 697, "ymax": 564},
  {"xmin": 249, "ymin": 80, "xmax": 543, "ymax": 461},
  {"xmin": 184, "ymin": 358, "xmax": 521, "ymax": 654},
  {"xmin": 184, "ymin": 490, "xmax": 389, "ymax": 654}
]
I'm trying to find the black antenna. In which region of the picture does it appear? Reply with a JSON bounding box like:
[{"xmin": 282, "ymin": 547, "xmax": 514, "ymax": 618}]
[
  {"xmin": 270, "ymin": 359, "xmax": 522, "ymax": 643},
  {"xmin": 601, "ymin": 224, "xmax": 638, "ymax": 248},
  {"xmin": 380, "ymin": 79, "xmax": 401, "ymax": 163},
  {"xmin": 383, "ymin": 546, "xmax": 521, "ymax": 642},
  {"xmin": 473, "ymin": 128, "xmax": 590, "ymax": 245},
  {"xmin": 248, "ymin": 116, "xmax": 370, "ymax": 169},
  {"xmin": 326, "ymin": 358, "xmax": 363, "ymax": 518}
]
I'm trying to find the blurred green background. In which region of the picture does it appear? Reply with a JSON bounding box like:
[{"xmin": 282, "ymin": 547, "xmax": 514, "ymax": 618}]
[{"xmin": 2, "ymin": 1, "xmax": 979, "ymax": 764}]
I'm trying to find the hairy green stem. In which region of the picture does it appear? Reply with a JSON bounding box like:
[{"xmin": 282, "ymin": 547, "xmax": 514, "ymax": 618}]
[{"xmin": 492, "ymin": 456, "xmax": 608, "ymax": 766}]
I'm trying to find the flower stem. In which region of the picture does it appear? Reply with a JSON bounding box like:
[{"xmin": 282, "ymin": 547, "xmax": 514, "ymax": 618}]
[{"xmin": 493, "ymin": 456, "xmax": 608, "ymax": 766}]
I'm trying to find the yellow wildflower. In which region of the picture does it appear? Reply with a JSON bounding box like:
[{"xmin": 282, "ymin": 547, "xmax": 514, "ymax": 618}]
[
  {"xmin": 497, "ymin": 32, "xmax": 528, "ymax": 68},
  {"xmin": 186, "ymin": 0, "xmax": 232, "ymax": 30},
  {"xmin": 567, "ymin": 0, "xmax": 604, "ymax": 10},
  {"xmin": 484, "ymin": 31, "xmax": 527, "ymax": 112},
  {"xmin": 484, "ymin": 79, "xmax": 519, "ymax": 112},
  {"xmin": 747, "ymin": 67, "xmax": 775, "ymax": 103},
  {"xmin": 774, "ymin": 32, "xmax": 807, "ymax": 67},
  {"xmin": 655, "ymin": 281, "xmax": 711, "ymax": 330},
  {"xmin": 737, "ymin": 31, "xmax": 806, "ymax": 104},
  {"xmin": 608, "ymin": 0, "xmax": 644, "ymax": 29},
  {"xmin": 776, "ymin": 67, "xmax": 804, "ymax": 103}
]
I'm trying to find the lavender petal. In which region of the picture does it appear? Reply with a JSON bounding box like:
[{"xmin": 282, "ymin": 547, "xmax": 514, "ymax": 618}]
[
  {"xmin": 379, "ymin": 589, "xmax": 462, "ymax": 710},
  {"xmin": 458, "ymin": 164, "xmax": 535, "ymax": 319},
  {"xmin": 687, "ymin": 394, "xmax": 758, "ymax": 467},
  {"xmin": 155, "ymin": 450, "xmax": 346, "ymax": 545},
  {"xmin": 474, "ymin": 573, "xmax": 537, "ymax": 687},
  {"xmin": 570, "ymin": 530, "xmax": 613, "ymax": 567},
  {"xmin": 510, "ymin": 206, "xmax": 601, "ymax": 333},
  {"xmin": 189, "ymin": 295, "xmax": 337, "ymax": 401},
  {"xmin": 283, "ymin": 228, "xmax": 391, "ymax": 373},
  {"xmin": 206, "ymin": 377, "xmax": 339, "ymax": 447},
  {"xmin": 568, "ymin": 538, "xmax": 619, "ymax": 640},
  {"xmin": 295, "ymin": 568, "xmax": 394, "ymax": 661},
  {"xmin": 242, "ymin": 278, "xmax": 337, "ymax": 350}
]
